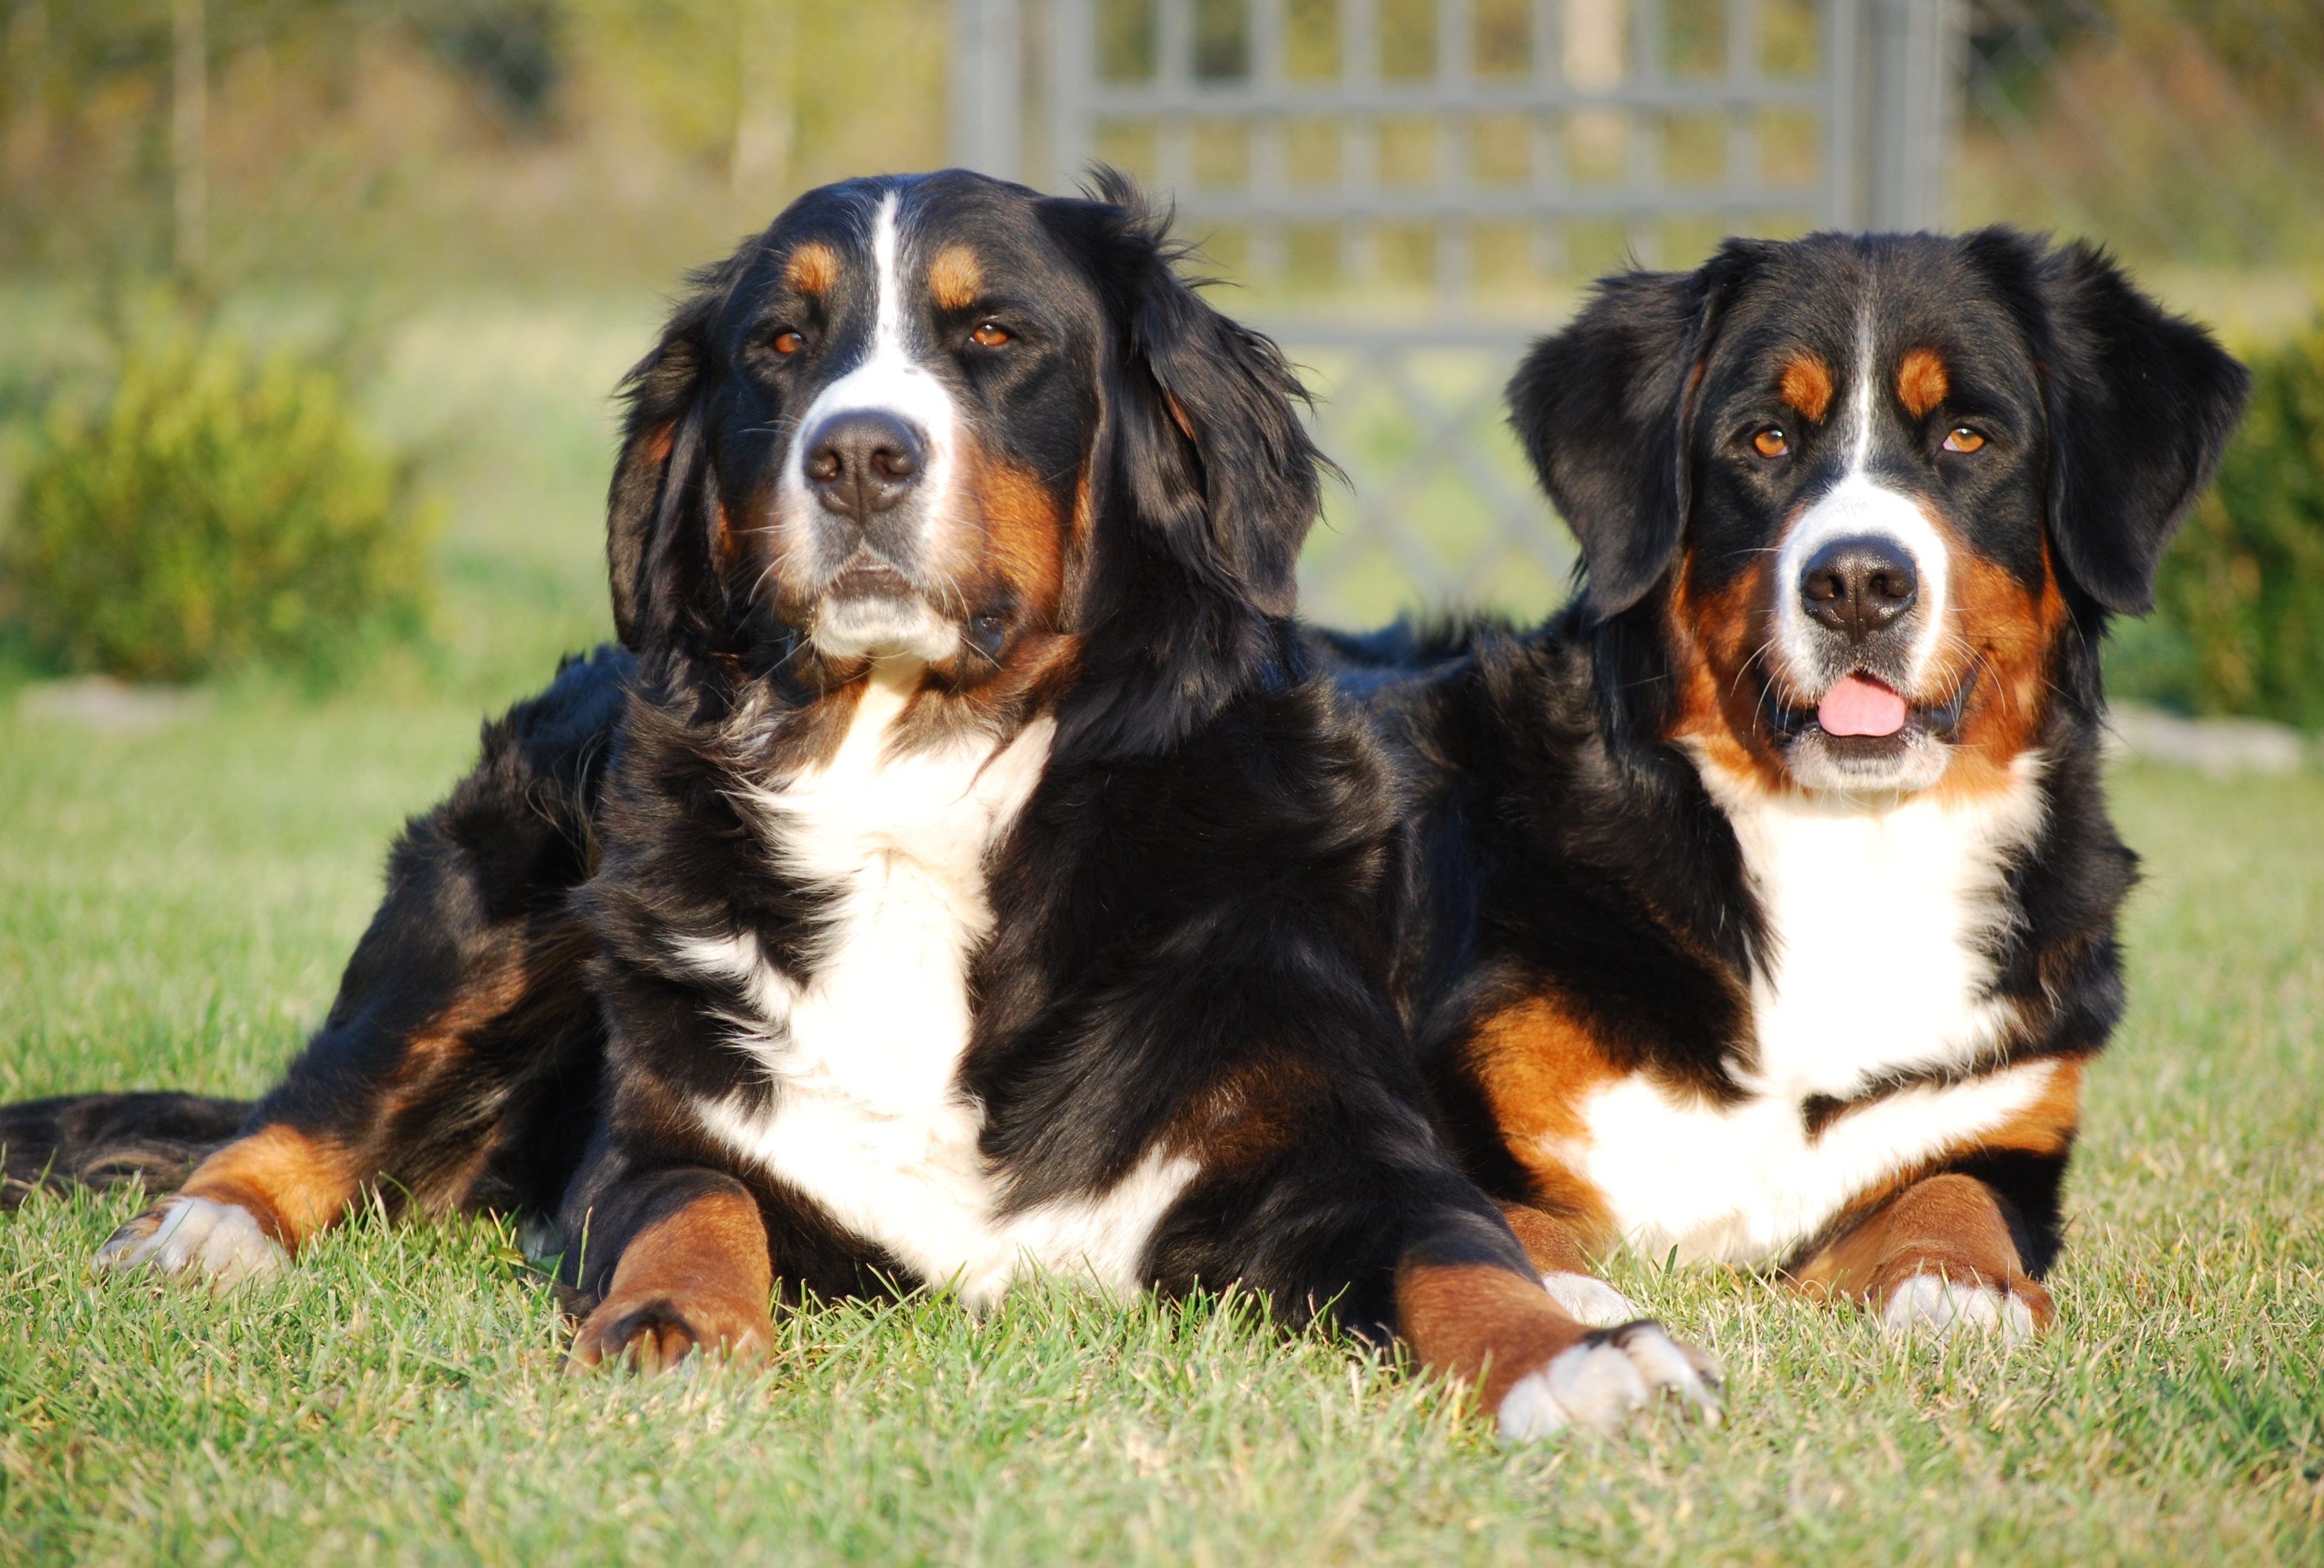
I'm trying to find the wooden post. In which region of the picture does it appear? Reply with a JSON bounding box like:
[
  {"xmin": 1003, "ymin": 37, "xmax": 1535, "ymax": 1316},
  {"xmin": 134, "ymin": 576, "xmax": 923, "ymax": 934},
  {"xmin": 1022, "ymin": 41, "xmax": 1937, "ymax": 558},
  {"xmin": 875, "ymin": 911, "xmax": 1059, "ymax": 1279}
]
[{"xmin": 171, "ymin": 0, "xmax": 206, "ymax": 275}]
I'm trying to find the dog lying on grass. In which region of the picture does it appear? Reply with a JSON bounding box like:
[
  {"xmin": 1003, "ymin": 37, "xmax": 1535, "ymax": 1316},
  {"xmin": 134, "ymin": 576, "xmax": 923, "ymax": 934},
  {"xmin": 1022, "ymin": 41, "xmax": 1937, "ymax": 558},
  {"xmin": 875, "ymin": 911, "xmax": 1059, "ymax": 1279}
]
[
  {"xmin": 1, "ymin": 169, "xmax": 1716, "ymax": 1441},
  {"xmin": 1319, "ymin": 229, "xmax": 2247, "ymax": 1343}
]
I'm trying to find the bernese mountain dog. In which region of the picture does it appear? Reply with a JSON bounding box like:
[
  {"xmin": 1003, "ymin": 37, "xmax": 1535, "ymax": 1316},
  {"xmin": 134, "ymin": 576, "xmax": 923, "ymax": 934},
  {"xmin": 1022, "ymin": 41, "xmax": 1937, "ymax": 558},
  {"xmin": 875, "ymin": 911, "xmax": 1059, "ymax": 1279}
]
[
  {"xmin": 1321, "ymin": 229, "xmax": 2248, "ymax": 1342},
  {"xmin": 1, "ymin": 171, "xmax": 1717, "ymax": 1439}
]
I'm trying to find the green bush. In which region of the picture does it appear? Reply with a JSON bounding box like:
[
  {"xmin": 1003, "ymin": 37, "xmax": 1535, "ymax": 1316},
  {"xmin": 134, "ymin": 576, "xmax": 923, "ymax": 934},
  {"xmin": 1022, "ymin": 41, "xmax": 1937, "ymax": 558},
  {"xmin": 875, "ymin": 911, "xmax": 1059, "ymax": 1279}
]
[
  {"xmin": 0, "ymin": 321, "xmax": 435, "ymax": 684},
  {"xmin": 2110, "ymin": 320, "xmax": 2324, "ymax": 727}
]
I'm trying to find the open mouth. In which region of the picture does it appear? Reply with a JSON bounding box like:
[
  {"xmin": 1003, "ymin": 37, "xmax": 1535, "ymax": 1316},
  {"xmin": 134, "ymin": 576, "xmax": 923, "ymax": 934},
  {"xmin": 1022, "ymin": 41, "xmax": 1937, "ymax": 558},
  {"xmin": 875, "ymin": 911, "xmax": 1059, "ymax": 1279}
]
[
  {"xmin": 1770, "ymin": 668, "xmax": 1978, "ymax": 748},
  {"xmin": 1819, "ymin": 673, "xmax": 1911, "ymax": 737}
]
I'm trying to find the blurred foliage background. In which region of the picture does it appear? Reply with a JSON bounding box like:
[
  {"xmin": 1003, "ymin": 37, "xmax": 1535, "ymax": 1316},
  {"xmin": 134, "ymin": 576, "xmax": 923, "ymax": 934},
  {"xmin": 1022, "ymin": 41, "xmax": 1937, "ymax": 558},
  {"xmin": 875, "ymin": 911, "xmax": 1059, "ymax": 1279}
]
[{"xmin": 0, "ymin": 0, "xmax": 2317, "ymax": 718}]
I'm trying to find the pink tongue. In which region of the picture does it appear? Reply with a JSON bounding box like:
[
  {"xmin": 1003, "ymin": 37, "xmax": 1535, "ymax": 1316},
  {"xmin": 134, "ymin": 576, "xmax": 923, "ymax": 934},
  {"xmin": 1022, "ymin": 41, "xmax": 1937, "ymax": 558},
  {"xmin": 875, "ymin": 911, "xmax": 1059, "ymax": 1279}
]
[{"xmin": 1818, "ymin": 675, "xmax": 1910, "ymax": 738}]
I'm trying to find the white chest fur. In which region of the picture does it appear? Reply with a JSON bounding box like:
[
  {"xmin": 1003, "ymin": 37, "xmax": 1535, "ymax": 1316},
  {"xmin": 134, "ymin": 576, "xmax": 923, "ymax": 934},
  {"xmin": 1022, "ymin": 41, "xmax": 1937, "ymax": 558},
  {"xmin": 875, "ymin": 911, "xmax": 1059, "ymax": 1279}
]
[
  {"xmin": 673, "ymin": 671, "xmax": 1196, "ymax": 1306},
  {"xmin": 1559, "ymin": 758, "xmax": 2057, "ymax": 1266}
]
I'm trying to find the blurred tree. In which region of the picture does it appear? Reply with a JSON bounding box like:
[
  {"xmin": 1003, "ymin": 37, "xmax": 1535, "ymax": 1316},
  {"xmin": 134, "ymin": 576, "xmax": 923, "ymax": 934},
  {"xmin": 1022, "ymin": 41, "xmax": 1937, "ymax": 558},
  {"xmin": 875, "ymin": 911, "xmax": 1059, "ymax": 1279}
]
[
  {"xmin": 0, "ymin": 304, "xmax": 436, "ymax": 683},
  {"xmin": 408, "ymin": 0, "xmax": 565, "ymax": 129},
  {"xmin": 0, "ymin": 0, "xmax": 943, "ymax": 290},
  {"xmin": 1962, "ymin": 0, "xmax": 2324, "ymax": 267},
  {"xmin": 2112, "ymin": 323, "xmax": 2324, "ymax": 727}
]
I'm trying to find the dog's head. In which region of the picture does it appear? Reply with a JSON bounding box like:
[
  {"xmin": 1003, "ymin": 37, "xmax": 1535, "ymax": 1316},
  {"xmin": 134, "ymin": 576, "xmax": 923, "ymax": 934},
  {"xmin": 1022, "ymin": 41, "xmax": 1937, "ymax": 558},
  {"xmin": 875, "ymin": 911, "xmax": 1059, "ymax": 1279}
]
[
  {"xmin": 1510, "ymin": 230, "xmax": 2248, "ymax": 795},
  {"xmin": 606, "ymin": 168, "xmax": 1320, "ymax": 736}
]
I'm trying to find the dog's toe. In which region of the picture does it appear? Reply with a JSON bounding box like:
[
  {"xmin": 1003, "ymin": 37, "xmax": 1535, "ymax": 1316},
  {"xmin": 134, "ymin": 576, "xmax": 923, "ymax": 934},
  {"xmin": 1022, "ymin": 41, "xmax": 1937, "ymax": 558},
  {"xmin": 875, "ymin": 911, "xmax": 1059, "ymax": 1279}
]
[
  {"xmin": 1496, "ymin": 1321, "xmax": 1723, "ymax": 1440},
  {"xmin": 1538, "ymin": 1271, "xmax": 1642, "ymax": 1327},
  {"xmin": 1879, "ymin": 1274, "xmax": 2037, "ymax": 1347},
  {"xmin": 94, "ymin": 1195, "xmax": 284, "ymax": 1287}
]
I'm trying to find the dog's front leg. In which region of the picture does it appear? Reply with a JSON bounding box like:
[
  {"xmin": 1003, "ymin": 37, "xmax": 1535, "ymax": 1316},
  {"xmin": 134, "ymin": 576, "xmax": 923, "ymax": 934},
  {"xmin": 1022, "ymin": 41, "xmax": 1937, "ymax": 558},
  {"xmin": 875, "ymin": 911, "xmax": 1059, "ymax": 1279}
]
[
  {"xmin": 1395, "ymin": 1250, "xmax": 1721, "ymax": 1440},
  {"xmin": 93, "ymin": 1122, "xmax": 359, "ymax": 1285},
  {"xmin": 566, "ymin": 1173, "xmax": 776, "ymax": 1374},
  {"xmin": 1788, "ymin": 1171, "xmax": 2055, "ymax": 1344}
]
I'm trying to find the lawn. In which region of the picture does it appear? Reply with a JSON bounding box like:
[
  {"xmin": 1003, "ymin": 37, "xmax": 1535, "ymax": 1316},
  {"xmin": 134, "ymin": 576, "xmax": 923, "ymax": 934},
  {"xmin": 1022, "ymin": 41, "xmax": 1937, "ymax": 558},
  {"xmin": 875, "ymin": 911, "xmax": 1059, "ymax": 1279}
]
[
  {"xmin": 1, "ymin": 299, "xmax": 2320, "ymax": 1564},
  {"xmin": 2, "ymin": 697, "xmax": 2320, "ymax": 1565}
]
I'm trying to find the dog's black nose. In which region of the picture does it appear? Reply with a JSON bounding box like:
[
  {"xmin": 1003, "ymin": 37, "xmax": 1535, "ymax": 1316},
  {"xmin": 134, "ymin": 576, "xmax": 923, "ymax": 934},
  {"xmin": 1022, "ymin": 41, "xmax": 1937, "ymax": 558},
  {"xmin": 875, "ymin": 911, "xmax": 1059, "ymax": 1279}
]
[
  {"xmin": 1801, "ymin": 535, "xmax": 1919, "ymax": 642},
  {"xmin": 804, "ymin": 410, "xmax": 926, "ymax": 521}
]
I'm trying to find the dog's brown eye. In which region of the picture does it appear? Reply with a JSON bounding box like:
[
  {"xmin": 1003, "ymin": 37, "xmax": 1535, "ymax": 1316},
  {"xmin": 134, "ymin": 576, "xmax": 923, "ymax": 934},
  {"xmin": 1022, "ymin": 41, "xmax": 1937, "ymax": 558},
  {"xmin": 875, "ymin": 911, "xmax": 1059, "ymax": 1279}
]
[
  {"xmin": 971, "ymin": 322, "xmax": 1011, "ymax": 348},
  {"xmin": 771, "ymin": 330, "xmax": 806, "ymax": 356},
  {"xmin": 1943, "ymin": 426, "xmax": 1986, "ymax": 454},
  {"xmin": 1753, "ymin": 427, "xmax": 1789, "ymax": 459}
]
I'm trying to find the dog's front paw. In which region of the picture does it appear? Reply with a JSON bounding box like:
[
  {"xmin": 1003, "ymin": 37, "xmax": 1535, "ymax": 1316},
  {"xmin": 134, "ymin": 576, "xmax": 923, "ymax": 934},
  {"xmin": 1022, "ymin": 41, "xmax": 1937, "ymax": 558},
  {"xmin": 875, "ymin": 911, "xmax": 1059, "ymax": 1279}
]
[
  {"xmin": 1496, "ymin": 1321, "xmax": 1723, "ymax": 1440},
  {"xmin": 1879, "ymin": 1273, "xmax": 2040, "ymax": 1347},
  {"xmin": 568, "ymin": 1290, "xmax": 774, "ymax": 1376},
  {"xmin": 94, "ymin": 1195, "xmax": 286, "ymax": 1287}
]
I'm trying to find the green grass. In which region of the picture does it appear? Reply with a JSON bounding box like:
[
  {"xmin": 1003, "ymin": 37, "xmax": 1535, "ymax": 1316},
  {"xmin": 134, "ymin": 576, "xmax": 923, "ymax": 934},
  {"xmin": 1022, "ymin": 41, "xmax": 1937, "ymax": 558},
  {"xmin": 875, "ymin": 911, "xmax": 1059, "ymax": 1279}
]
[
  {"xmin": 2, "ymin": 707, "xmax": 2321, "ymax": 1564},
  {"xmin": 2, "ymin": 295, "xmax": 2322, "ymax": 1562}
]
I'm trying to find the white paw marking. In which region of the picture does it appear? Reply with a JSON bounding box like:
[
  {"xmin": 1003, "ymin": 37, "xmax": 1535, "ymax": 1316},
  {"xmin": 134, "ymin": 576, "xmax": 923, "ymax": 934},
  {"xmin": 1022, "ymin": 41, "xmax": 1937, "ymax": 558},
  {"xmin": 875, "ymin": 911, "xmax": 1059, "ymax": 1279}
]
[
  {"xmin": 1539, "ymin": 1271, "xmax": 1640, "ymax": 1327},
  {"xmin": 94, "ymin": 1195, "xmax": 286, "ymax": 1287},
  {"xmin": 1495, "ymin": 1324, "xmax": 1723, "ymax": 1441},
  {"xmin": 1880, "ymin": 1274, "xmax": 2036, "ymax": 1347}
]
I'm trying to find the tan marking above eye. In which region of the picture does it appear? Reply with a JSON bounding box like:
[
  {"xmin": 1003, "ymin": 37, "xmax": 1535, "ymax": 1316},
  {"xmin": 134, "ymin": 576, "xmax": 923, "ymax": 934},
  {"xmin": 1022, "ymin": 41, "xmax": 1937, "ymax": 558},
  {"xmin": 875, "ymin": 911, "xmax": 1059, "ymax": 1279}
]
[
  {"xmin": 1943, "ymin": 426, "xmax": 1986, "ymax": 454},
  {"xmin": 929, "ymin": 245, "xmax": 984, "ymax": 313},
  {"xmin": 1778, "ymin": 354, "xmax": 1834, "ymax": 424},
  {"xmin": 785, "ymin": 241, "xmax": 839, "ymax": 296},
  {"xmin": 771, "ymin": 330, "xmax": 805, "ymax": 355},
  {"xmin": 1753, "ymin": 426, "xmax": 1789, "ymax": 458},
  {"xmin": 1897, "ymin": 347, "xmax": 1950, "ymax": 419},
  {"xmin": 971, "ymin": 322, "xmax": 1011, "ymax": 348}
]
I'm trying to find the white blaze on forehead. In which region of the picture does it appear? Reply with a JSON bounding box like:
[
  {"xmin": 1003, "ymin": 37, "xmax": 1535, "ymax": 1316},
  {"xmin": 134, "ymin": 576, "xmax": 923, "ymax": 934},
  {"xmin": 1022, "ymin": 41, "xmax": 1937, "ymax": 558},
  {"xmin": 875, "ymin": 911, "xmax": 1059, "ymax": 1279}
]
[
  {"xmin": 777, "ymin": 190, "xmax": 961, "ymax": 554},
  {"xmin": 1774, "ymin": 301, "xmax": 1951, "ymax": 692}
]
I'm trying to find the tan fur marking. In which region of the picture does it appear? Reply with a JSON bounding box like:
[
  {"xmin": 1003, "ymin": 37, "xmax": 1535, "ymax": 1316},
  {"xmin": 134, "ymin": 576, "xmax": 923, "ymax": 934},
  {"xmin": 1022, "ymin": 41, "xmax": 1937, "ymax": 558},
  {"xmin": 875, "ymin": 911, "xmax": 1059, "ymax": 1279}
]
[
  {"xmin": 1395, "ymin": 1261, "xmax": 1592, "ymax": 1415},
  {"xmin": 1897, "ymin": 347, "xmax": 1949, "ymax": 420},
  {"xmin": 890, "ymin": 448, "xmax": 1090, "ymax": 733},
  {"xmin": 713, "ymin": 499, "xmax": 739, "ymax": 570},
  {"xmin": 376, "ymin": 924, "xmax": 609, "ymax": 1214},
  {"xmin": 1162, "ymin": 390, "xmax": 1196, "ymax": 441},
  {"xmin": 570, "ymin": 1190, "xmax": 776, "ymax": 1373},
  {"xmin": 1933, "ymin": 532, "xmax": 2071, "ymax": 803},
  {"xmin": 1789, "ymin": 1172, "xmax": 2055, "ymax": 1331},
  {"xmin": 1467, "ymin": 996, "xmax": 1620, "ymax": 1244},
  {"xmin": 178, "ymin": 1125, "xmax": 364, "ymax": 1252},
  {"xmin": 786, "ymin": 240, "xmax": 840, "ymax": 296},
  {"xmin": 1185, "ymin": 1058, "xmax": 1327, "ymax": 1174},
  {"xmin": 1072, "ymin": 471, "xmax": 1095, "ymax": 544},
  {"xmin": 978, "ymin": 459, "xmax": 1069, "ymax": 619},
  {"xmin": 1778, "ymin": 354, "xmax": 1835, "ymax": 424},
  {"xmin": 927, "ymin": 245, "xmax": 983, "ymax": 312},
  {"xmin": 1988, "ymin": 1059, "xmax": 2084, "ymax": 1156},
  {"xmin": 1663, "ymin": 544, "xmax": 1792, "ymax": 793},
  {"xmin": 643, "ymin": 423, "xmax": 675, "ymax": 466},
  {"xmin": 1498, "ymin": 1201, "xmax": 1598, "ymax": 1278}
]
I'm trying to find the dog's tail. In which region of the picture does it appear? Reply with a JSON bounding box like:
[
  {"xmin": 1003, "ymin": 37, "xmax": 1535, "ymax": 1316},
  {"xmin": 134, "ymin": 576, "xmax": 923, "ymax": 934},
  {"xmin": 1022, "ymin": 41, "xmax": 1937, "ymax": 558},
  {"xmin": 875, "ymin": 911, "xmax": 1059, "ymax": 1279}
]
[{"xmin": 1, "ymin": 1093, "xmax": 252, "ymax": 1210}]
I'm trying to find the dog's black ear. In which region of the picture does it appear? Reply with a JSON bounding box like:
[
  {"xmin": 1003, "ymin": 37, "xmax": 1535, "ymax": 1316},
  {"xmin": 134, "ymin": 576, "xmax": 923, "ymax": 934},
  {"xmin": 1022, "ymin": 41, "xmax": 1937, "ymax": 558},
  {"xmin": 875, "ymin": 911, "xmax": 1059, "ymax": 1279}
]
[
  {"xmin": 1966, "ymin": 232, "xmax": 2249, "ymax": 615},
  {"xmin": 1507, "ymin": 244, "xmax": 1766, "ymax": 617},
  {"xmin": 1065, "ymin": 169, "xmax": 1324, "ymax": 618},
  {"xmin": 606, "ymin": 268, "xmax": 743, "ymax": 653},
  {"xmin": 606, "ymin": 332, "xmax": 699, "ymax": 652}
]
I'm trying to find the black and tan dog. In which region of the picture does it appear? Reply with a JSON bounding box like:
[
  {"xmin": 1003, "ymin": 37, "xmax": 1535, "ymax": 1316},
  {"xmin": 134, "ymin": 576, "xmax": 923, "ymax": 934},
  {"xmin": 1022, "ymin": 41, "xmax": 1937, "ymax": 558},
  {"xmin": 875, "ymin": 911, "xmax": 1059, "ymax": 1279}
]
[
  {"xmin": 1322, "ymin": 229, "xmax": 2247, "ymax": 1341},
  {"xmin": 2, "ymin": 171, "xmax": 1717, "ymax": 1440}
]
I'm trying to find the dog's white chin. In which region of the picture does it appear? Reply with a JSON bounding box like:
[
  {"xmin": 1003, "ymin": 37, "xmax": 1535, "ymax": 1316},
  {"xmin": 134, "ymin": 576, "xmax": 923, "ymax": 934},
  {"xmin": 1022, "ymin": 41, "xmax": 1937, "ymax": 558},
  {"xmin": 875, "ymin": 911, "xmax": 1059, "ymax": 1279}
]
[
  {"xmin": 1785, "ymin": 730, "xmax": 1951, "ymax": 795},
  {"xmin": 811, "ymin": 595, "xmax": 960, "ymax": 662}
]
